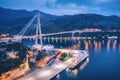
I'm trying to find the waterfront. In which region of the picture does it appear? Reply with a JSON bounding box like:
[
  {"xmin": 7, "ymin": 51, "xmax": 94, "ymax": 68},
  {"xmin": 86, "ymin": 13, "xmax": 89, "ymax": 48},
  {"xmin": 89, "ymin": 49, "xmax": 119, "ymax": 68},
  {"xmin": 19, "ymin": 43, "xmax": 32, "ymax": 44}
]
[
  {"xmin": 23, "ymin": 39, "xmax": 120, "ymax": 80},
  {"xmin": 0, "ymin": 1, "xmax": 120, "ymax": 80}
]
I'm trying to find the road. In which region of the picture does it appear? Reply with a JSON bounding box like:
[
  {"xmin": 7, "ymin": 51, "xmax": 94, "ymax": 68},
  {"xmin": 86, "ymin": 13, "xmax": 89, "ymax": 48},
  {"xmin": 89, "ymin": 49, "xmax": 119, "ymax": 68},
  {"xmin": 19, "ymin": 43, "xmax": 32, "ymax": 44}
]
[{"xmin": 17, "ymin": 50, "xmax": 88, "ymax": 80}]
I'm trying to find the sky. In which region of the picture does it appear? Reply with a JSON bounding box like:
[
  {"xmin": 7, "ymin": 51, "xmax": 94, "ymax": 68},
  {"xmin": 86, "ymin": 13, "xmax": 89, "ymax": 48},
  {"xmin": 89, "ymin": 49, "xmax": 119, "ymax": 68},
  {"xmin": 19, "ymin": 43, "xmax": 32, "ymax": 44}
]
[{"xmin": 0, "ymin": 0, "xmax": 120, "ymax": 16}]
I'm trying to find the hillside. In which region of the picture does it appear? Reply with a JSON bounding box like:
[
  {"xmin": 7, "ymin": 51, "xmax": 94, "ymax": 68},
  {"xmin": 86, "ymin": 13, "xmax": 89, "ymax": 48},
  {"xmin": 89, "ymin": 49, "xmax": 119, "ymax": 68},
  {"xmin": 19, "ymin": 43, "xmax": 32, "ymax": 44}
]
[{"xmin": 0, "ymin": 7, "xmax": 120, "ymax": 34}]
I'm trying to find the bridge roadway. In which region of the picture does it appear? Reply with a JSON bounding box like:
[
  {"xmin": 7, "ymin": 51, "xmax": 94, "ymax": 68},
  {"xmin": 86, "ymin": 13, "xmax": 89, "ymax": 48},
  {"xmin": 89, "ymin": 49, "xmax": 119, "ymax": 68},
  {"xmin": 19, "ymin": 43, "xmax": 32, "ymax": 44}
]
[
  {"xmin": 16, "ymin": 30, "xmax": 100, "ymax": 39},
  {"xmin": 17, "ymin": 50, "xmax": 88, "ymax": 80}
]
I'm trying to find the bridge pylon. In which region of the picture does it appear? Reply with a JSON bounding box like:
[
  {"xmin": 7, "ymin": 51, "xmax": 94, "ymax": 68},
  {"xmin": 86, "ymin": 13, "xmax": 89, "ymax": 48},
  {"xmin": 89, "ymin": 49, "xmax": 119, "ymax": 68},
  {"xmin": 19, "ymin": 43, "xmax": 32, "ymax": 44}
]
[
  {"xmin": 72, "ymin": 32, "xmax": 75, "ymax": 45},
  {"xmin": 33, "ymin": 12, "xmax": 43, "ymax": 50}
]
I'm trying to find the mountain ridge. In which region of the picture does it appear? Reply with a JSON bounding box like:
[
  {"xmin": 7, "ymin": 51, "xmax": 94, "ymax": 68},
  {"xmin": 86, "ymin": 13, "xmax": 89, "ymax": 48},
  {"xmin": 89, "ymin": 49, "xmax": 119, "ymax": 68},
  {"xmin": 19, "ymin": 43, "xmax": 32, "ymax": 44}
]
[{"xmin": 0, "ymin": 7, "xmax": 120, "ymax": 34}]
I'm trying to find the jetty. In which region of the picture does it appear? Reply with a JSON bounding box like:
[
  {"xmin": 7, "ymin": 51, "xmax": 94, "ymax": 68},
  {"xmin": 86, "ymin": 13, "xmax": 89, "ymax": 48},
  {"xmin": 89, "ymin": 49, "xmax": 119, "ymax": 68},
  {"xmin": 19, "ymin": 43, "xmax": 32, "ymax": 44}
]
[{"xmin": 17, "ymin": 49, "xmax": 88, "ymax": 80}]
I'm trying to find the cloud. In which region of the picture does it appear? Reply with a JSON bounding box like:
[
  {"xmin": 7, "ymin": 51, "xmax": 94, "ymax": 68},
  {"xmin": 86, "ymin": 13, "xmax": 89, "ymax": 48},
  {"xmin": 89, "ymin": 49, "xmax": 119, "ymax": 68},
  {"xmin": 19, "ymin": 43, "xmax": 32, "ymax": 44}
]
[
  {"xmin": 40, "ymin": 3, "xmax": 102, "ymax": 15},
  {"xmin": 31, "ymin": 0, "xmax": 57, "ymax": 8},
  {"xmin": 25, "ymin": 0, "xmax": 120, "ymax": 16},
  {"xmin": 0, "ymin": 0, "xmax": 119, "ymax": 16},
  {"xmin": 0, "ymin": 0, "xmax": 57, "ymax": 10},
  {"xmin": 94, "ymin": 0, "xmax": 114, "ymax": 3}
]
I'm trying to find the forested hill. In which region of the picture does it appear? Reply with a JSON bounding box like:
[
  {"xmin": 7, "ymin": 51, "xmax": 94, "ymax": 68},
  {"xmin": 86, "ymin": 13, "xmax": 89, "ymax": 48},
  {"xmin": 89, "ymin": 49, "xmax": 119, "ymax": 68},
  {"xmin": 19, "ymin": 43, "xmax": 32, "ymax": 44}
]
[{"xmin": 0, "ymin": 7, "xmax": 120, "ymax": 34}]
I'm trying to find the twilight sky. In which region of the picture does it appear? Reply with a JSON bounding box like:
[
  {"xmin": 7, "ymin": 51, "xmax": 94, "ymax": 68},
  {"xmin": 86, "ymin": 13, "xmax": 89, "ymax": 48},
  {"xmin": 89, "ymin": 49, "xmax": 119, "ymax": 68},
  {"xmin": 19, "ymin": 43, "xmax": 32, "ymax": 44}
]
[{"xmin": 0, "ymin": 0, "xmax": 120, "ymax": 16}]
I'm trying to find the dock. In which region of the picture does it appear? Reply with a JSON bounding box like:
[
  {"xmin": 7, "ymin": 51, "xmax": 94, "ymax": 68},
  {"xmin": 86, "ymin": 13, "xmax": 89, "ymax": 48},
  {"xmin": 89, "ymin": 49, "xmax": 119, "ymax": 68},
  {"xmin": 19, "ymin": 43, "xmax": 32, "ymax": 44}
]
[{"xmin": 17, "ymin": 49, "xmax": 88, "ymax": 80}]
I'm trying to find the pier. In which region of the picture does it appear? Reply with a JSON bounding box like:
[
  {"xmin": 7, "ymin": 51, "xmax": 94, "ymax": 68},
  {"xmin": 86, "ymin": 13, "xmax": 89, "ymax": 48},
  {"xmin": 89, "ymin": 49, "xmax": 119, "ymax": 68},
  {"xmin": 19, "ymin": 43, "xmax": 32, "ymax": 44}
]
[{"xmin": 17, "ymin": 49, "xmax": 88, "ymax": 80}]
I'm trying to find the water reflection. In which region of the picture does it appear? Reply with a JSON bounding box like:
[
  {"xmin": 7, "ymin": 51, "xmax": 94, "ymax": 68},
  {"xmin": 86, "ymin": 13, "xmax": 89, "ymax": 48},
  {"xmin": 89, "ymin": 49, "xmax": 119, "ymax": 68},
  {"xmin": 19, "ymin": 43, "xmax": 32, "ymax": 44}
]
[
  {"xmin": 56, "ymin": 38, "xmax": 58, "ymax": 43},
  {"xmin": 51, "ymin": 38, "xmax": 53, "ymax": 43},
  {"xmin": 65, "ymin": 57, "xmax": 89, "ymax": 79},
  {"xmin": 113, "ymin": 40, "xmax": 117, "ymax": 50},
  {"xmin": 72, "ymin": 69, "xmax": 78, "ymax": 77},
  {"xmin": 22, "ymin": 37, "xmax": 120, "ymax": 80},
  {"xmin": 102, "ymin": 40, "xmax": 104, "ymax": 44},
  {"xmin": 48, "ymin": 37, "xmax": 50, "ymax": 42},
  {"xmin": 73, "ymin": 43, "xmax": 80, "ymax": 49},
  {"xmin": 56, "ymin": 74, "xmax": 60, "ymax": 80},
  {"xmin": 107, "ymin": 40, "xmax": 110, "ymax": 51},
  {"xmin": 88, "ymin": 40, "xmax": 91, "ymax": 44},
  {"xmin": 64, "ymin": 39, "xmax": 66, "ymax": 44},
  {"xmin": 23, "ymin": 37, "xmax": 119, "ymax": 53},
  {"xmin": 79, "ymin": 58, "xmax": 89, "ymax": 71},
  {"xmin": 28, "ymin": 37, "xmax": 119, "ymax": 52},
  {"xmin": 94, "ymin": 41, "xmax": 101, "ymax": 52},
  {"xmin": 85, "ymin": 41, "xmax": 89, "ymax": 51},
  {"xmin": 66, "ymin": 68, "xmax": 78, "ymax": 78}
]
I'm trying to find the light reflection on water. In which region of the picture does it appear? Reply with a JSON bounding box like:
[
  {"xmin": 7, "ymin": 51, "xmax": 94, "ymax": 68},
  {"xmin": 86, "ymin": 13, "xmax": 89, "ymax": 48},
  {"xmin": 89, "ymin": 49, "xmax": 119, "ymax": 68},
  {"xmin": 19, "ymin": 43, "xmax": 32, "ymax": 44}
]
[
  {"xmin": 85, "ymin": 41, "xmax": 89, "ymax": 51},
  {"xmin": 113, "ymin": 40, "xmax": 117, "ymax": 50},
  {"xmin": 23, "ymin": 38, "xmax": 119, "ymax": 52},
  {"xmin": 52, "ymin": 57, "xmax": 90, "ymax": 80},
  {"xmin": 22, "ymin": 38, "xmax": 120, "ymax": 80},
  {"xmin": 66, "ymin": 57, "xmax": 89, "ymax": 77},
  {"xmin": 79, "ymin": 58, "xmax": 89, "ymax": 71},
  {"xmin": 107, "ymin": 40, "xmax": 110, "ymax": 51}
]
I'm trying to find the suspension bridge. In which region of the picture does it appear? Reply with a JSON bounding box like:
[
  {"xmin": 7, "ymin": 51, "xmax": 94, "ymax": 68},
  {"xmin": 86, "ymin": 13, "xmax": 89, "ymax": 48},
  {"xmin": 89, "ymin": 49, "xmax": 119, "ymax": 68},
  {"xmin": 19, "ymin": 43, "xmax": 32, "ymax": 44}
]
[
  {"xmin": 0, "ymin": 12, "xmax": 105, "ymax": 49},
  {"xmin": 1, "ymin": 12, "xmax": 111, "ymax": 80}
]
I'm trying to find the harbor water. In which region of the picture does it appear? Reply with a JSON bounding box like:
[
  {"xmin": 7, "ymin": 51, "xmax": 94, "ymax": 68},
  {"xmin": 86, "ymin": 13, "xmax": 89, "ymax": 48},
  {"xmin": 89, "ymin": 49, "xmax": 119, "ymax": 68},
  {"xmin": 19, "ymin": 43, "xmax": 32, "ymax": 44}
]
[{"xmin": 23, "ymin": 39, "xmax": 120, "ymax": 80}]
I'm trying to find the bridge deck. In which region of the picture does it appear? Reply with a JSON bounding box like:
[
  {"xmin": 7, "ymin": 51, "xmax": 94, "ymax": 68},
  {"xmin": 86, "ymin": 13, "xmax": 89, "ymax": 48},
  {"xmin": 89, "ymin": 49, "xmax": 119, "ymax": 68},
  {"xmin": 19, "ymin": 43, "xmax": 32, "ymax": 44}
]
[{"xmin": 17, "ymin": 50, "xmax": 88, "ymax": 80}]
